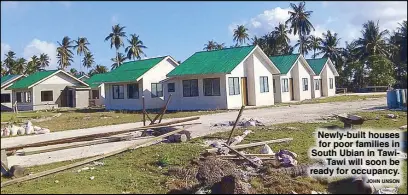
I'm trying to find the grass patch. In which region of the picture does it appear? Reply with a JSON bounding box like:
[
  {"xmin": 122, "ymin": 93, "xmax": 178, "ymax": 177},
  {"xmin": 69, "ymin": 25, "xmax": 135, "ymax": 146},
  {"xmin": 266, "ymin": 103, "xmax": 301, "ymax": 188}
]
[
  {"xmin": 297, "ymin": 94, "xmax": 386, "ymax": 104},
  {"xmin": 1, "ymin": 109, "xmax": 406, "ymax": 194}
]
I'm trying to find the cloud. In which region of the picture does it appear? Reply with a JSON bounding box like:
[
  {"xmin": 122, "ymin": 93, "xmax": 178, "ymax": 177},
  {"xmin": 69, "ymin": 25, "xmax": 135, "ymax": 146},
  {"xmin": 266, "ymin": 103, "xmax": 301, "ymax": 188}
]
[
  {"xmin": 111, "ymin": 15, "xmax": 119, "ymax": 24},
  {"xmin": 23, "ymin": 39, "xmax": 58, "ymax": 70},
  {"xmin": 59, "ymin": 2, "xmax": 72, "ymax": 8},
  {"xmin": 1, "ymin": 43, "xmax": 12, "ymax": 61}
]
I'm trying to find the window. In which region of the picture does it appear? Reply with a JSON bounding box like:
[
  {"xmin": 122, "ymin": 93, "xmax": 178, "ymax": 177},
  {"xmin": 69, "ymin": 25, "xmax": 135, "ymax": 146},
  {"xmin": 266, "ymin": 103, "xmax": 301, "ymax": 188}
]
[
  {"xmin": 16, "ymin": 92, "xmax": 23, "ymax": 103},
  {"xmin": 282, "ymin": 78, "xmax": 289, "ymax": 92},
  {"xmin": 228, "ymin": 77, "xmax": 240, "ymax": 95},
  {"xmin": 151, "ymin": 83, "xmax": 163, "ymax": 98},
  {"xmin": 203, "ymin": 78, "xmax": 221, "ymax": 96},
  {"xmin": 167, "ymin": 83, "xmax": 175, "ymax": 92},
  {"xmin": 260, "ymin": 76, "xmax": 269, "ymax": 93},
  {"xmin": 92, "ymin": 90, "xmax": 99, "ymax": 99},
  {"xmin": 112, "ymin": 85, "xmax": 124, "ymax": 99},
  {"xmin": 127, "ymin": 84, "xmax": 139, "ymax": 99},
  {"xmin": 329, "ymin": 78, "xmax": 334, "ymax": 89},
  {"xmin": 182, "ymin": 79, "xmax": 199, "ymax": 97},
  {"xmin": 41, "ymin": 91, "xmax": 53, "ymax": 101},
  {"xmin": 273, "ymin": 79, "xmax": 276, "ymax": 93},
  {"xmin": 314, "ymin": 79, "xmax": 320, "ymax": 90},
  {"xmin": 25, "ymin": 92, "xmax": 31, "ymax": 103},
  {"xmin": 1, "ymin": 94, "xmax": 11, "ymax": 103},
  {"xmin": 302, "ymin": 78, "xmax": 308, "ymax": 91}
]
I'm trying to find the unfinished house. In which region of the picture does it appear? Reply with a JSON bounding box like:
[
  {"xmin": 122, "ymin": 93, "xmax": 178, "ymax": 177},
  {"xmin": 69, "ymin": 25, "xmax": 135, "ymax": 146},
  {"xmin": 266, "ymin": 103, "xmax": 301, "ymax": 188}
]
[
  {"xmin": 164, "ymin": 45, "xmax": 280, "ymax": 110},
  {"xmin": 307, "ymin": 57, "xmax": 339, "ymax": 98},
  {"xmin": 7, "ymin": 70, "xmax": 90, "ymax": 111},
  {"xmin": 1, "ymin": 74, "xmax": 25, "ymax": 111},
  {"xmin": 85, "ymin": 73, "xmax": 108, "ymax": 107},
  {"xmin": 102, "ymin": 56, "xmax": 179, "ymax": 110},
  {"xmin": 269, "ymin": 54, "xmax": 316, "ymax": 103}
]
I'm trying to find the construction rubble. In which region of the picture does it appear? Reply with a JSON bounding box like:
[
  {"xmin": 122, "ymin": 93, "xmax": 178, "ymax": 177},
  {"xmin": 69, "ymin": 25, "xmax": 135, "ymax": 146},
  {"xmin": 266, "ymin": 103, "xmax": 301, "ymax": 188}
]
[
  {"xmin": 211, "ymin": 118, "xmax": 265, "ymax": 128},
  {"xmin": 1, "ymin": 121, "xmax": 50, "ymax": 137}
]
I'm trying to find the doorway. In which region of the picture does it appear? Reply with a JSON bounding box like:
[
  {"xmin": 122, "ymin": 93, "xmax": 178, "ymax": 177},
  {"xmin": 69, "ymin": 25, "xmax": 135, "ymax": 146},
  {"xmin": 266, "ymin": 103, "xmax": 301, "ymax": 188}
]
[
  {"xmin": 289, "ymin": 78, "xmax": 294, "ymax": 100},
  {"xmin": 241, "ymin": 77, "xmax": 248, "ymax": 106},
  {"xmin": 67, "ymin": 89, "xmax": 74, "ymax": 107}
]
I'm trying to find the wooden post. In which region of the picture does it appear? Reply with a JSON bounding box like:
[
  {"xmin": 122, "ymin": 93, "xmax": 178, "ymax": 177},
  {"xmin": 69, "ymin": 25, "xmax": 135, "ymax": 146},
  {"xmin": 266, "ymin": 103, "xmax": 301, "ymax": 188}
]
[
  {"xmin": 222, "ymin": 144, "xmax": 260, "ymax": 168},
  {"xmin": 142, "ymin": 96, "xmax": 146, "ymax": 126},
  {"xmin": 158, "ymin": 94, "xmax": 172, "ymax": 123},
  {"xmin": 226, "ymin": 105, "xmax": 245, "ymax": 145},
  {"xmin": 150, "ymin": 94, "xmax": 172, "ymax": 125}
]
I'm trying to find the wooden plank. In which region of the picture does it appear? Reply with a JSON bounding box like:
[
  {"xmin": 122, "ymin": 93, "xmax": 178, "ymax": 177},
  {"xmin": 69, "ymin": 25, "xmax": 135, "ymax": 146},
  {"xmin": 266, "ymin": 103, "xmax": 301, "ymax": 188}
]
[
  {"xmin": 219, "ymin": 154, "xmax": 275, "ymax": 157},
  {"xmin": 218, "ymin": 157, "xmax": 275, "ymax": 160},
  {"xmin": 222, "ymin": 144, "xmax": 260, "ymax": 168},
  {"xmin": 3, "ymin": 117, "xmax": 200, "ymax": 152},
  {"xmin": 0, "ymin": 127, "xmax": 191, "ymax": 188},
  {"xmin": 142, "ymin": 96, "xmax": 146, "ymax": 126},
  {"xmin": 206, "ymin": 138, "xmax": 293, "ymax": 153},
  {"xmin": 143, "ymin": 110, "xmax": 153, "ymax": 123},
  {"xmin": 158, "ymin": 94, "xmax": 172, "ymax": 123},
  {"xmin": 150, "ymin": 94, "xmax": 172, "ymax": 125},
  {"xmin": 226, "ymin": 105, "xmax": 245, "ymax": 145}
]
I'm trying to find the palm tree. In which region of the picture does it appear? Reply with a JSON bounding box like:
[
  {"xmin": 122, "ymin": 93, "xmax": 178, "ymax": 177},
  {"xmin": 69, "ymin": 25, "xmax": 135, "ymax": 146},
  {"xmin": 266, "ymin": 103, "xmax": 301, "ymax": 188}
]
[
  {"xmin": 308, "ymin": 35, "xmax": 322, "ymax": 59},
  {"xmin": 317, "ymin": 30, "xmax": 343, "ymax": 70},
  {"xmin": 294, "ymin": 35, "xmax": 311, "ymax": 55},
  {"xmin": 1, "ymin": 61, "xmax": 6, "ymax": 76},
  {"xmin": 25, "ymin": 55, "xmax": 41, "ymax": 74},
  {"xmin": 82, "ymin": 52, "xmax": 95, "ymax": 70},
  {"xmin": 354, "ymin": 20, "xmax": 390, "ymax": 59},
  {"xmin": 14, "ymin": 58, "xmax": 27, "ymax": 75},
  {"xmin": 56, "ymin": 36, "xmax": 74, "ymax": 70},
  {"xmin": 125, "ymin": 34, "xmax": 147, "ymax": 61},
  {"xmin": 110, "ymin": 52, "xmax": 127, "ymax": 70},
  {"xmin": 285, "ymin": 1, "xmax": 315, "ymax": 55},
  {"xmin": 105, "ymin": 24, "xmax": 127, "ymax": 67},
  {"xmin": 233, "ymin": 25, "xmax": 250, "ymax": 46},
  {"xmin": 89, "ymin": 64, "xmax": 108, "ymax": 76},
  {"xmin": 70, "ymin": 68, "xmax": 78, "ymax": 76},
  {"xmin": 203, "ymin": 40, "xmax": 217, "ymax": 51},
  {"xmin": 4, "ymin": 50, "xmax": 16, "ymax": 74},
  {"xmin": 272, "ymin": 23, "xmax": 290, "ymax": 47},
  {"xmin": 39, "ymin": 53, "xmax": 50, "ymax": 68},
  {"xmin": 396, "ymin": 20, "xmax": 407, "ymax": 64},
  {"xmin": 216, "ymin": 43, "xmax": 226, "ymax": 50},
  {"xmin": 73, "ymin": 37, "xmax": 90, "ymax": 71}
]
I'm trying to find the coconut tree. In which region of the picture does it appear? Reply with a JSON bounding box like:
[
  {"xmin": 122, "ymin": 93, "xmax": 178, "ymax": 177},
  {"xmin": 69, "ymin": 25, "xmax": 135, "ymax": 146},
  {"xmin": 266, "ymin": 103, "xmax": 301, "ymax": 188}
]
[
  {"xmin": 285, "ymin": 1, "xmax": 315, "ymax": 55},
  {"xmin": 13, "ymin": 58, "xmax": 27, "ymax": 75},
  {"xmin": 308, "ymin": 35, "xmax": 322, "ymax": 59},
  {"xmin": 25, "ymin": 55, "xmax": 41, "ymax": 74},
  {"xmin": 125, "ymin": 34, "xmax": 147, "ymax": 61},
  {"xmin": 110, "ymin": 52, "xmax": 127, "ymax": 70},
  {"xmin": 89, "ymin": 64, "xmax": 108, "ymax": 76},
  {"xmin": 396, "ymin": 20, "xmax": 407, "ymax": 64},
  {"xmin": 203, "ymin": 40, "xmax": 217, "ymax": 51},
  {"xmin": 56, "ymin": 36, "xmax": 74, "ymax": 70},
  {"xmin": 294, "ymin": 35, "xmax": 311, "ymax": 56},
  {"xmin": 216, "ymin": 43, "xmax": 226, "ymax": 50},
  {"xmin": 82, "ymin": 52, "xmax": 95, "ymax": 70},
  {"xmin": 39, "ymin": 53, "xmax": 50, "ymax": 68},
  {"xmin": 105, "ymin": 24, "xmax": 127, "ymax": 67},
  {"xmin": 354, "ymin": 20, "xmax": 390, "ymax": 60},
  {"xmin": 1, "ymin": 61, "xmax": 6, "ymax": 76},
  {"xmin": 233, "ymin": 25, "xmax": 250, "ymax": 46},
  {"xmin": 316, "ymin": 30, "xmax": 343, "ymax": 70},
  {"xmin": 73, "ymin": 37, "xmax": 90, "ymax": 71},
  {"xmin": 4, "ymin": 50, "xmax": 16, "ymax": 74},
  {"xmin": 272, "ymin": 23, "xmax": 291, "ymax": 47},
  {"xmin": 70, "ymin": 68, "xmax": 78, "ymax": 76}
]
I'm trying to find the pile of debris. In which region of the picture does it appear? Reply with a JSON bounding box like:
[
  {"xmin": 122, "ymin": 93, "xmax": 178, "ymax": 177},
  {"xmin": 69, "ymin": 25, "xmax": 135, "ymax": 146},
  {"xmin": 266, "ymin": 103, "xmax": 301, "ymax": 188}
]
[
  {"xmin": 211, "ymin": 118, "xmax": 265, "ymax": 128},
  {"xmin": 1, "ymin": 121, "xmax": 50, "ymax": 137}
]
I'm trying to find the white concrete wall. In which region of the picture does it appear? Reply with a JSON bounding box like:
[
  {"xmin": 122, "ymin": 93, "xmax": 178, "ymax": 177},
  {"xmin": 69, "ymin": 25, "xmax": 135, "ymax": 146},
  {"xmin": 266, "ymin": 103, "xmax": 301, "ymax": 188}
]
[
  {"xmin": 321, "ymin": 64, "xmax": 336, "ymax": 97},
  {"xmin": 311, "ymin": 75, "xmax": 322, "ymax": 98},
  {"xmin": 75, "ymin": 89, "xmax": 89, "ymax": 108},
  {"xmin": 164, "ymin": 74, "xmax": 228, "ymax": 111},
  {"xmin": 296, "ymin": 60, "xmax": 312, "ymax": 101},
  {"xmin": 1, "ymin": 85, "xmax": 14, "ymax": 111},
  {"xmin": 252, "ymin": 52, "xmax": 275, "ymax": 106},
  {"xmin": 105, "ymin": 57, "xmax": 178, "ymax": 110},
  {"xmin": 278, "ymin": 74, "xmax": 292, "ymax": 103}
]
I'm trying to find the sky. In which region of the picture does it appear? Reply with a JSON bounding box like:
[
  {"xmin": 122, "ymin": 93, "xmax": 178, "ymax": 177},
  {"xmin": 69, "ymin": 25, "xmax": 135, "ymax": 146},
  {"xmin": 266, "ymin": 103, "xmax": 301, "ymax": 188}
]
[{"xmin": 1, "ymin": 1, "xmax": 407, "ymax": 71}]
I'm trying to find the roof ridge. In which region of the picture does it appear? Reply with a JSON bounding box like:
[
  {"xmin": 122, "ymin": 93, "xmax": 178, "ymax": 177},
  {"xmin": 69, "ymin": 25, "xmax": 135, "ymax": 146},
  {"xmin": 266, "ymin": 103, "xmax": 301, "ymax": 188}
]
[
  {"xmin": 119, "ymin": 56, "xmax": 166, "ymax": 66},
  {"xmin": 306, "ymin": 57, "xmax": 328, "ymax": 61},
  {"xmin": 194, "ymin": 45, "xmax": 255, "ymax": 54},
  {"xmin": 270, "ymin": 53, "xmax": 300, "ymax": 58}
]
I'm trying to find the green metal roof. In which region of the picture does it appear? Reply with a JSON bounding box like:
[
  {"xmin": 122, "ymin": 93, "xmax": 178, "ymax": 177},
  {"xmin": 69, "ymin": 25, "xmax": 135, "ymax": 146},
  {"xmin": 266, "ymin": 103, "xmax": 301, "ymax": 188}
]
[
  {"xmin": 306, "ymin": 58, "xmax": 328, "ymax": 75},
  {"xmin": 269, "ymin": 54, "xmax": 300, "ymax": 74},
  {"xmin": 167, "ymin": 45, "xmax": 256, "ymax": 77},
  {"xmin": 8, "ymin": 70, "xmax": 58, "ymax": 89},
  {"xmin": 1, "ymin": 74, "xmax": 21, "ymax": 86},
  {"xmin": 85, "ymin": 73, "xmax": 112, "ymax": 88}
]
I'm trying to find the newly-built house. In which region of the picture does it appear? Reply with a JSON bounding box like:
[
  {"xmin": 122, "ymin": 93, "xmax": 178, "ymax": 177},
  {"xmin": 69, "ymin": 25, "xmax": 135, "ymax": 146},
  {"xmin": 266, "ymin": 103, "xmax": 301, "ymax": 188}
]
[
  {"xmin": 1, "ymin": 74, "xmax": 25, "ymax": 111},
  {"xmin": 76, "ymin": 74, "xmax": 89, "ymax": 81},
  {"xmin": 100, "ymin": 56, "xmax": 179, "ymax": 110},
  {"xmin": 307, "ymin": 57, "xmax": 339, "ymax": 98},
  {"xmin": 164, "ymin": 45, "xmax": 280, "ymax": 110},
  {"xmin": 7, "ymin": 70, "xmax": 91, "ymax": 111},
  {"xmin": 85, "ymin": 73, "xmax": 108, "ymax": 107},
  {"xmin": 269, "ymin": 54, "xmax": 316, "ymax": 103}
]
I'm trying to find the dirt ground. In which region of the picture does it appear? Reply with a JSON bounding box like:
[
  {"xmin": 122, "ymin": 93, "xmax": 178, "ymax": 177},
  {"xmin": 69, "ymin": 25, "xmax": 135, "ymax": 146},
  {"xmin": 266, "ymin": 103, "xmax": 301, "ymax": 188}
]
[{"xmin": 2, "ymin": 97, "xmax": 386, "ymax": 167}]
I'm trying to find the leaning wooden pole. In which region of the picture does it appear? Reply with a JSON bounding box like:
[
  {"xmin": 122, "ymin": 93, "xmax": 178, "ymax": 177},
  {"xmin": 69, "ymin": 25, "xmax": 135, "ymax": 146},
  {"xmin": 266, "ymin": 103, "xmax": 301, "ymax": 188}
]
[
  {"xmin": 226, "ymin": 105, "xmax": 245, "ymax": 145},
  {"xmin": 142, "ymin": 96, "xmax": 146, "ymax": 126},
  {"xmin": 0, "ymin": 127, "xmax": 192, "ymax": 188},
  {"xmin": 150, "ymin": 94, "xmax": 172, "ymax": 125},
  {"xmin": 3, "ymin": 117, "xmax": 200, "ymax": 152},
  {"xmin": 158, "ymin": 94, "xmax": 172, "ymax": 123}
]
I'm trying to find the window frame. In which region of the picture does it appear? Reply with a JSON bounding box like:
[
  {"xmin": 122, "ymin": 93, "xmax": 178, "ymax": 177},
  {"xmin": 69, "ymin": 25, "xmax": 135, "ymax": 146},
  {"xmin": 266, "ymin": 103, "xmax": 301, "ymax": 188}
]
[
  {"xmin": 302, "ymin": 78, "xmax": 308, "ymax": 91},
  {"xmin": 260, "ymin": 76, "xmax": 269, "ymax": 93},
  {"xmin": 1, "ymin": 93, "xmax": 11, "ymax": 103},
  {"xmin": 182, "ymin": 79, "xmax": 199, "ymax": 97},
  {"xmin": 228, "ymin": 77, "xmax": 240, "ymax": 95},
  {"xmin": 151, "ymin": 83, "xmax": 163, "ymax": 98},
  {"xmin": 273, "ymin": 79, "xmax": 276, "ymax": 93},
  {"xmin": 127, "ymin": 84, "xmax": 139, "ymax": 99},
  {"xmin": 203, "ymin": 78, "xmax": 221, "ymax": 96},
  {"xmin": 167, "ymin": 83, "xmax": 175, "ymax": 92},
  {"xmin": 41, "ymin": 91, "xmax": 53, "ymax": 102},
  {"xmin": 112, "ymin": 85, "xmax": 124, "ymax": 99},
  {"xmin": 282, "ymin": 78, "xmax": 289, "ymax": 92},
  {"xmin": 314, "ymin": 79, "xmax": 320, "ymax": 90},
  {"xmin": 329, "ymin": 78, "xmax": 334, "ymax": 89},
  {"xmin": 25, "ymin": 91, "xmax": 31, "ymax": 103}
]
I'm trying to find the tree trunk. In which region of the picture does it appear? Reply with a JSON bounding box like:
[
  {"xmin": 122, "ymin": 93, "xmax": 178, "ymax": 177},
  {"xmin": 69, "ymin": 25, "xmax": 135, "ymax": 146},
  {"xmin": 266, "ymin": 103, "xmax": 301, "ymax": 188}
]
[
  {"xmin": 116, "ymin": 49, "xmax": 119, "ymax": 68},
  {"xmin": 299, "ymin": 34, "xmax": 303, "ymax": 56}
]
